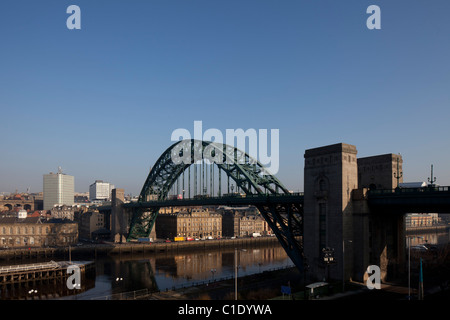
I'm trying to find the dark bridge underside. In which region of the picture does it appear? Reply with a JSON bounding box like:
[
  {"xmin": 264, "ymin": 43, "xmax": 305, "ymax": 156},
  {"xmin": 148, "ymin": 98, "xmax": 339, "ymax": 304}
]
[
  {"xmin": 124, "ymin": 193, "xmax": 304, "ymax": 209},
  {"xmin": 127, "ymin": 139, "xmax": 305, "ymax": 271},
  {"xmin": 367, "ymin": 186, "xmax": 450, "ymax": 213}
]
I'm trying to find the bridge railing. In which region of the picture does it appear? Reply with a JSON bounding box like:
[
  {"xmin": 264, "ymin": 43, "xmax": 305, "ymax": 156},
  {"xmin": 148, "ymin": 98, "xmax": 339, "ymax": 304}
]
[
  {"xmin": 0, "ymin": 261, "xmax": 60, "ymax": 274},
  {"xmin": 368, "ymin": 186, "xmax": 450, "ymax": 196}
]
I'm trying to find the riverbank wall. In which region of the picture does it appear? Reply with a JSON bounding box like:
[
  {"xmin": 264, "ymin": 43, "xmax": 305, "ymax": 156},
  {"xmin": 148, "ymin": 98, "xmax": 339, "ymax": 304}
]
[{"xmin": 0, "ymin": 236, "xmax": 281, "ymax": 262}]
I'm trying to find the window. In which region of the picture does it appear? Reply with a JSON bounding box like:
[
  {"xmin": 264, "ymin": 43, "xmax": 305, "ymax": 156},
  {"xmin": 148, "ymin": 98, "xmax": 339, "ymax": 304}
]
[
  {"xmin": 319, "ymin": 179, "xmax": 326, "ymax": 191},
  {"xmin": 319, "ymin": 203, "xmax": 327, "ymax": 251}
]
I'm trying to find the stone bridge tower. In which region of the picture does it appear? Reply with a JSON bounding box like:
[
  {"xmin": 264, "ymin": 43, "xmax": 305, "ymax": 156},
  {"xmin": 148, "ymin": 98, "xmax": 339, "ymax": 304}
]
[
  {"xmin": 303, "ymin": 143, "xmax": 358, "ymax": 282},
  {"xmin": 303, "ymin": 143, "xmax": 405, "ymax": 283}
]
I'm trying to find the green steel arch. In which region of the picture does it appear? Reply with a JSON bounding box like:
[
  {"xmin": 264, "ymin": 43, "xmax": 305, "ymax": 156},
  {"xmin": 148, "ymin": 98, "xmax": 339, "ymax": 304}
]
[
  {"xmin": 127, "ymin": 139, "xmax": 294, "ymax": 240},
  {"xmin": 140, "ymin": 139, "xmax": 289, "ymax": 201},
  {"xmin": 127, "ymin": 139, "xmax": 304, "ymax": 271}
]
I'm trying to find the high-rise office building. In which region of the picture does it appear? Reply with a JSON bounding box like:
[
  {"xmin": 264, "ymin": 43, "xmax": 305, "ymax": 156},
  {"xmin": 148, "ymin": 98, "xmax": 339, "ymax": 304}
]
[
  {"xmin": 43, "ymin": 168, "xmax": 75, "ymax": 210},
  {"xmin": 89, "ymin": 180, "xmax": 114, "ymax": 202}
]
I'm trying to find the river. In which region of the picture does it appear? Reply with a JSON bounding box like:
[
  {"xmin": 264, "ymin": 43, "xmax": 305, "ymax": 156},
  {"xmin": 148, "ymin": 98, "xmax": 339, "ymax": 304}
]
[
  {"xmin": 70, "ymin": 241, "xmax": 293, "ymax": 300},
  {"xmin": 1, "ymin": 227, "xmax": 448, "ymax": 300}
]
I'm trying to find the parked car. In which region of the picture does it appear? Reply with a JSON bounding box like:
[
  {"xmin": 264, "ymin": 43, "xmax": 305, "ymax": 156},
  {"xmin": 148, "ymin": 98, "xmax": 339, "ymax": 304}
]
[
  {"xmin": 423, "ymin": 243, "xmax": 438, "ymax": 251},
  {"xmin": 411, "ymin": 245, "xmax": 428, "ymax": 252}
]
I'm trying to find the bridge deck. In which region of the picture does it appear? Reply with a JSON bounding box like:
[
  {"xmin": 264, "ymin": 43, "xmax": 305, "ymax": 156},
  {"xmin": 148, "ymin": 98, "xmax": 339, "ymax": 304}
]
[{"xmin": 123, "ymin": 193, "xmax": 304, "ymax": 208}]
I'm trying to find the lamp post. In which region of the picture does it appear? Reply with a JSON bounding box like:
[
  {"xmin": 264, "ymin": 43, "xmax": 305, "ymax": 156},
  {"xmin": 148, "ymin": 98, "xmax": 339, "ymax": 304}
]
[
  {"xmin": 406, "ymin": 235, "xmax": 424, "ymax": 300},
  {"xmin": 394, "ymin": 155, "xmax": 402, "ymax": 189},
  {"xmin": 342, "ymin": 240, "xmax": 352, "ymax": 292},
  {"xmin": 322, "ymin": 247, "xmax": 335, "ymax": 282},
  {"xmin": 234, "ymin": 248, "xmax": 246, "ymax": 300},
  {"xmin": 407, "ymin": 236, "xmax": 411, "ymax": 300},
  {"xmin": 235, "ymin": 248, "xmax": 238, "ymax": 300},
  {"xmin": 428, "ymin": 164, "xmax": 437, "ymax": 187}
]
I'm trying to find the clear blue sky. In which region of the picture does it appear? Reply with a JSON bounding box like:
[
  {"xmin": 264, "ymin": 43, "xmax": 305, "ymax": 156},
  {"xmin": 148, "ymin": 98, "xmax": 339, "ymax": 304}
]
[{"xmin": 1, "ymin": 0, "xmax": 449, "ymax": 195}]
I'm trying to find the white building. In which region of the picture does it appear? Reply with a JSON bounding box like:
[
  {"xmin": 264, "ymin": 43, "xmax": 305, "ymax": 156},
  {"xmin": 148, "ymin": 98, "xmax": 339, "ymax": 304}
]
[
  {"xmin": 89, "ymin": 180, "xmax": 114, "ymax": 202},
  {"xmin": 43, "ymin": 169, "xmax": 75, "ymax": 210},
  {"xmin": 399, "ymin": 182, "xmax": 427, "ymax": 188}
]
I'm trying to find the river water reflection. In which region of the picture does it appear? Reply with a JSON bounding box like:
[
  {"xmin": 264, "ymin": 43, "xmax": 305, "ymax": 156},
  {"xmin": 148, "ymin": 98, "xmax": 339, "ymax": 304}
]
[
  {"xmin": 74, "ymin": 242, "xmax": 293, "ymax": 299},
  {"xmin": 1, "ymin": 229, "xmax": 447, "ymax": 300}
]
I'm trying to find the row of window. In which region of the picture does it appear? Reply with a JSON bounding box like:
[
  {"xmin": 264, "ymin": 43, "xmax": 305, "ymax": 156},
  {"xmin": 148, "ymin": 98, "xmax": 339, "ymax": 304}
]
[
  {"xmin": 1, "ymin": 226, "xmax": 51, "ymax": 235},
  {"xmin": 177, "ymin": 232, "xmax": 221, "ymax": 237},
  {"xmin": 181, "ymin": 222, "xmax": 220, "ymax": 227},
  {"xmin": 0, "ymin": 236, "xmax": 76, "ymax": 246},
  {"xmin": 0, "ymin": 226, "xmax": 76, "ymax": 235}
]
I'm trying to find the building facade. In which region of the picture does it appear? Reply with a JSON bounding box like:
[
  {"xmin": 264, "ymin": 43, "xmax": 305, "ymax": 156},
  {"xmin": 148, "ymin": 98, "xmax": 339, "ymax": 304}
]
[
  {"xmin": 221, "ymin": 208, "xmax": 270, "ymax": 238},
  {"xmin": 89, "ymin": 180, "xmax": 115, "ymax": 202},
  {"xmin": 156, "ymin": 207, "xmax": 222, "ymax": 240},
  {"xmin": 405, "ymin": 213, "xmax": 435, "ymax": 228},
  {"xmin": 79, "ymin": 210, "xmax": 106, "ymax": 240},
  {"xmin": 49, "ymin": 205, "xmax": 77, "ymax": 220},
  {"xmin": 0, "ymin": 216, "xmax": 78, "ymax": 247},
  {"xmin": 43, "ymin": 170, "xmax": 74, "ymax": 210}
]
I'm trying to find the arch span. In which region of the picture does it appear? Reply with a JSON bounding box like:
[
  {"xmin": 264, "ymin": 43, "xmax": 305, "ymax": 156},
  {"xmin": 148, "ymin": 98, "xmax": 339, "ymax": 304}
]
[
  {"xmin": 127, "ymin": 139, "xmax": 304, "ymax": 270},
  {"xmin": 139, "ymin": 139, "xmax": 289, "ymax": 201},
  {"xmin": 127, "ymin": 140, "xmax": 303, "ymax": 272},
  {"xmin": 128, "ymin": 140, "xmax": 294, "ymax": 240}
]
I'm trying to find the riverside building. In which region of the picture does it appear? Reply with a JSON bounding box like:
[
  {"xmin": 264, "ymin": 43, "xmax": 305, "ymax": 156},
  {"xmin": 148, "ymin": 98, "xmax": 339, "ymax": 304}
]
[{"xmin": 156, "ymin": 207, "xmax": 222, "ymax": 240}]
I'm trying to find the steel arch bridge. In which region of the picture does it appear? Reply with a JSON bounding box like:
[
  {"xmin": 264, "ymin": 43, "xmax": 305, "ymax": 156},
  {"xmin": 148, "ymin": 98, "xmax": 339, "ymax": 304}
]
[{"xmin": 127, "ymin": 139, "xmax": 304, "ymax": 271}]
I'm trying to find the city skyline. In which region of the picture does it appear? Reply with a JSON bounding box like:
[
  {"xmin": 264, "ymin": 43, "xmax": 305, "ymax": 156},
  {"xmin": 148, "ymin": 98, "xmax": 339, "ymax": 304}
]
[{"xmin": 1, "ymin": 1, "xmax": 450, "ymax": 196}]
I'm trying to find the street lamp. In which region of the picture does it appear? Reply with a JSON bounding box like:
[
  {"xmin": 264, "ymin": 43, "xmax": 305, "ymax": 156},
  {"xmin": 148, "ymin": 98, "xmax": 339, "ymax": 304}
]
[
  {"xmin": 28, "ymin": 289, "xmax": 38, "ymax": 299},
  {"xmin": 342, "ymin": 240, "xmax": 352, "ymax": 292},
  {"xmin": 394, "ymin": 155, "xmax": 403, "ymax": 189},
  {"xmin": 235, "ymin": 248, "xmax": 239, "ymax": 300},
  {"xmin": 234, "ymin": 248, "xmax": 246, "ymax": 300},
  {"xmin": 406, "ymin": 235, "xmax": 424, "ymax": 300},
  {"xmin": 322, "ymin": 247, "xmax": 335, "ymax": 282}
]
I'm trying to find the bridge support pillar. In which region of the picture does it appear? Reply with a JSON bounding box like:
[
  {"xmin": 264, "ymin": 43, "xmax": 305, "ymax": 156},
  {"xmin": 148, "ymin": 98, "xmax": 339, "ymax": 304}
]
[
  {"xmin": 303, "ymin": 144, "xmax": 407, "ymax": 284},
  {"xmin": 355, "ymin": 153, "xmax": 406, "ymax": 282},
  {"xmin": 352, "ymin": 191, "xmax": 406, "ymax": 282},
  {"xmin": 303, "ymin": 143, "xmax": 358, "ymax": 283},
  {"xmin": 111, "ymin": 188, "xmax": 128, "ymax": 243}
]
